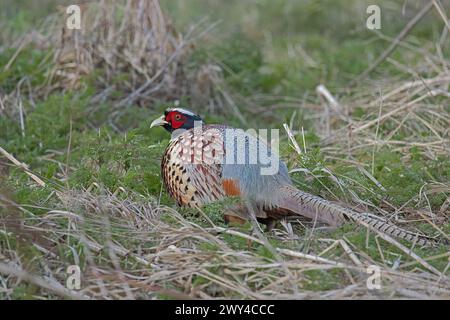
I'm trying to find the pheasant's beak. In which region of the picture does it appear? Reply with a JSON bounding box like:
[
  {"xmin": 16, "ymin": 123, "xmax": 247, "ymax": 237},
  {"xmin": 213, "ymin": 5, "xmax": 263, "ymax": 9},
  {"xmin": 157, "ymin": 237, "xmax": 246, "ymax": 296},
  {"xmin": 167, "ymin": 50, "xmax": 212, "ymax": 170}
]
[{"xmin": 150, "ymin": 115, "xmax": 168, "ymax": 128}]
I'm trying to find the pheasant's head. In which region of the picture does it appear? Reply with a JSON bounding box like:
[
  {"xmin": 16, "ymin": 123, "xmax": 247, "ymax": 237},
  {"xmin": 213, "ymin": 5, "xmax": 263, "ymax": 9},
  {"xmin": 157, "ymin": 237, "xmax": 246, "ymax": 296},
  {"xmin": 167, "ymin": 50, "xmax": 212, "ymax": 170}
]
[{"xmin": 150, "ymin": 108, "xmax": 204, "ymax": 133}]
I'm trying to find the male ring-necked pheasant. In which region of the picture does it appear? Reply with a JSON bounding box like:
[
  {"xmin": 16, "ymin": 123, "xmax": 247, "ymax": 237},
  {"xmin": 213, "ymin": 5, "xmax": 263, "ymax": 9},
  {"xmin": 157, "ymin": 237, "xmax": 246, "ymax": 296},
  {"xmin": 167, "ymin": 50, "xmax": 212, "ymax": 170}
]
[{"xmin": 151, "ymin": 107, "xmax": 439, "ymax": 246}]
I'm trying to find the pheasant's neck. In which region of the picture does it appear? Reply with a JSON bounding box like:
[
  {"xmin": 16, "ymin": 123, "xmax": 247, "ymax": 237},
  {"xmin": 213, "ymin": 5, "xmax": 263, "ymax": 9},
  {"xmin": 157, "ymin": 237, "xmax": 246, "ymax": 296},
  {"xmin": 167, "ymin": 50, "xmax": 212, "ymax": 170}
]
[{"xmin": 169, "ymin": 128, "xmax": 189, "ymax": 140}]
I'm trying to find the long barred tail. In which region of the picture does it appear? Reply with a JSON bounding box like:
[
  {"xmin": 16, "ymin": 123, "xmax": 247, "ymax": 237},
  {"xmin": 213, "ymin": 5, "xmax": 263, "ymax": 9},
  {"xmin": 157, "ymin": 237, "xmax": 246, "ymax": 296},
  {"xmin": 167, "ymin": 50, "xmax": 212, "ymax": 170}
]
[
  {"xmin": 277, "ymin": 185, "xmax": 440, "ymax": 247},
  {"xmin": 343, "ymin": 211, "xmax": 439, "ymax": 247}
]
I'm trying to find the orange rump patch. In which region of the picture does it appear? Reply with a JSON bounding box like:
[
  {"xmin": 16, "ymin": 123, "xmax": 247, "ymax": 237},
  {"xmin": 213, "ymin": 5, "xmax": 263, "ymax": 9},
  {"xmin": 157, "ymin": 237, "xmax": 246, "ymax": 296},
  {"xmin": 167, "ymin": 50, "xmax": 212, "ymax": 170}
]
[{"xmin": 222, "ymin": 179, "xmax": 241, "ymax": 196}]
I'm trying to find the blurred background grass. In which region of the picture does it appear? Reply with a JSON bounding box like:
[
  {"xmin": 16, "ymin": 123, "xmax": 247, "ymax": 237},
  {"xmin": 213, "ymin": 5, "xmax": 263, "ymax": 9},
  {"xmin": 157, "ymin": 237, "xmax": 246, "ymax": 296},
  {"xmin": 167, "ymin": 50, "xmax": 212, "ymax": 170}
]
[{"xmin": 1, "ymin": 0, "xmax": 447, "ymax": 94}]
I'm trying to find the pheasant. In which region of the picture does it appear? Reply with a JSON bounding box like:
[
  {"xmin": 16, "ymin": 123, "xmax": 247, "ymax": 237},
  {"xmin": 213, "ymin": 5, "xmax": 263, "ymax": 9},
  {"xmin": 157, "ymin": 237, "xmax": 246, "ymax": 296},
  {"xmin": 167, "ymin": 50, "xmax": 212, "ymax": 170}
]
[{"xmin": 150, "ymin": 107, "xmax": 439, "ymax": 246}]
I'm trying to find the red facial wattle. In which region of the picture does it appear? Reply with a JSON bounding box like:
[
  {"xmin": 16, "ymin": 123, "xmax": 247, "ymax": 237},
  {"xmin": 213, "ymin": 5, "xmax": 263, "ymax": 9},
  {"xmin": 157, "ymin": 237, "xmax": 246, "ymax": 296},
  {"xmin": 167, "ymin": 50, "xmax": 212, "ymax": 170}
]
[{"xmin": 166, "ymin": 112, "xmax": 185, "ymax": 129}]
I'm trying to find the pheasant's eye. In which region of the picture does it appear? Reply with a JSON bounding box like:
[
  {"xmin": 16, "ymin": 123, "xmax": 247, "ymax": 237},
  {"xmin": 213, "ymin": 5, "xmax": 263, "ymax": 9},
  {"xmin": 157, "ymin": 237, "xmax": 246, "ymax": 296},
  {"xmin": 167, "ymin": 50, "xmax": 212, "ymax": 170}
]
[{"xmin": 174, "ymin": 114, "xmax": 182, "ymax": 121}]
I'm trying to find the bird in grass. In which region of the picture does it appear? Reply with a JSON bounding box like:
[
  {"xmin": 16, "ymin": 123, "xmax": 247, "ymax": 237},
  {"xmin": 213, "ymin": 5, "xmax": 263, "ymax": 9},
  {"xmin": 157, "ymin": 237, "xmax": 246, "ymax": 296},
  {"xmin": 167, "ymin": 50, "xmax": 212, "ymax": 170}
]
[{"xmin": 150, "ymin": 107, "xmax": 438, "ymax": 246}]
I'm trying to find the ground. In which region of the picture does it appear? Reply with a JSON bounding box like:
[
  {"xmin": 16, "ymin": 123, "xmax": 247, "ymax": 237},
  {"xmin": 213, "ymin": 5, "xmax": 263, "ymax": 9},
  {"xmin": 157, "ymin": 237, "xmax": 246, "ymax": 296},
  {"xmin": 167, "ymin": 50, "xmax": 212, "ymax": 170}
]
[{"xmin": 0, "ymin": 0, "xmax": 449, "ymax": 299}]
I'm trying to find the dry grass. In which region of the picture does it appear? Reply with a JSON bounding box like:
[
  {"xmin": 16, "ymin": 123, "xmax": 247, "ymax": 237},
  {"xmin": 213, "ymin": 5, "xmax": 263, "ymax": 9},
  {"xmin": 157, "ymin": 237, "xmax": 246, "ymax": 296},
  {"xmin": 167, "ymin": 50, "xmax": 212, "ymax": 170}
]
[
  {"xmin": 0, "ymin": 0, "xmax": 223, "ymax": 121},
  {"xmin": 1, "ymin": 188, "xmax": 449, "ymax": 300},
  {"xmin": 313, "ymin": 77, "xmax": 449, "ymax": 227},
  {"xmin": 321, "ymin": 76, "xmax": 450, "ymax": 160},
  {"xmin": 50, "ymin": 1, "xmax": 195, "ymax": 101}
]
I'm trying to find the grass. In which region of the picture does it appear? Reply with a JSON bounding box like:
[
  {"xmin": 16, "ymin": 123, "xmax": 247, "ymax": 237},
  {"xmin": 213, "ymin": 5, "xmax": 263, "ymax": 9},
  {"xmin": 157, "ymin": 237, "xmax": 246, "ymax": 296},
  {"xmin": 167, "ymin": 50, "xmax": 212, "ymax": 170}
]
[{"xmin": 0, "ymin": 0, "xmax": 449, "ymax": 299}]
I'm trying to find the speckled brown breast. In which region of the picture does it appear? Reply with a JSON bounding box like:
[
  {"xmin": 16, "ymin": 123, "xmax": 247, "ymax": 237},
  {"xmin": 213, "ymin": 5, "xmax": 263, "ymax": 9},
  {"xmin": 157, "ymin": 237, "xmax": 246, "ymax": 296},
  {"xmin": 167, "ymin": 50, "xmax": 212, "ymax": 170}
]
[{"xmin": 161, "ymin": 126, "xmax": 227, "ymax": 207}]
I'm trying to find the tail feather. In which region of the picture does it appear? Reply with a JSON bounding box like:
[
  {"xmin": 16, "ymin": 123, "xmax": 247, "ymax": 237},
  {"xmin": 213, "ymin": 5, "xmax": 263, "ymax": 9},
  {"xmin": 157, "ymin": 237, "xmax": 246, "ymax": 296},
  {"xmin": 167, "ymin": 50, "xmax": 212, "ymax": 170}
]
[
  {"xmin": 276, "ymin": 185, "xmax": 438, "ymax": 246},
  {"xmin": 276, "ymin": 185, "xmax": 345, "ymax": 227},
  {"xmin": 348, "ymin": 212, "xmax": 439, "ymax": 247}
]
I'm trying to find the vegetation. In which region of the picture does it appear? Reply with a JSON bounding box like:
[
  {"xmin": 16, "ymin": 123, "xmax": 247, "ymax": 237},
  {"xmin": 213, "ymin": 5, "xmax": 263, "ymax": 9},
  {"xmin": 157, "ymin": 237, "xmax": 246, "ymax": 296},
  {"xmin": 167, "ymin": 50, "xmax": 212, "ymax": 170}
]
[{"xmin": 0, "ymin": 0, "xmax": 449, "ymax": 299}]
